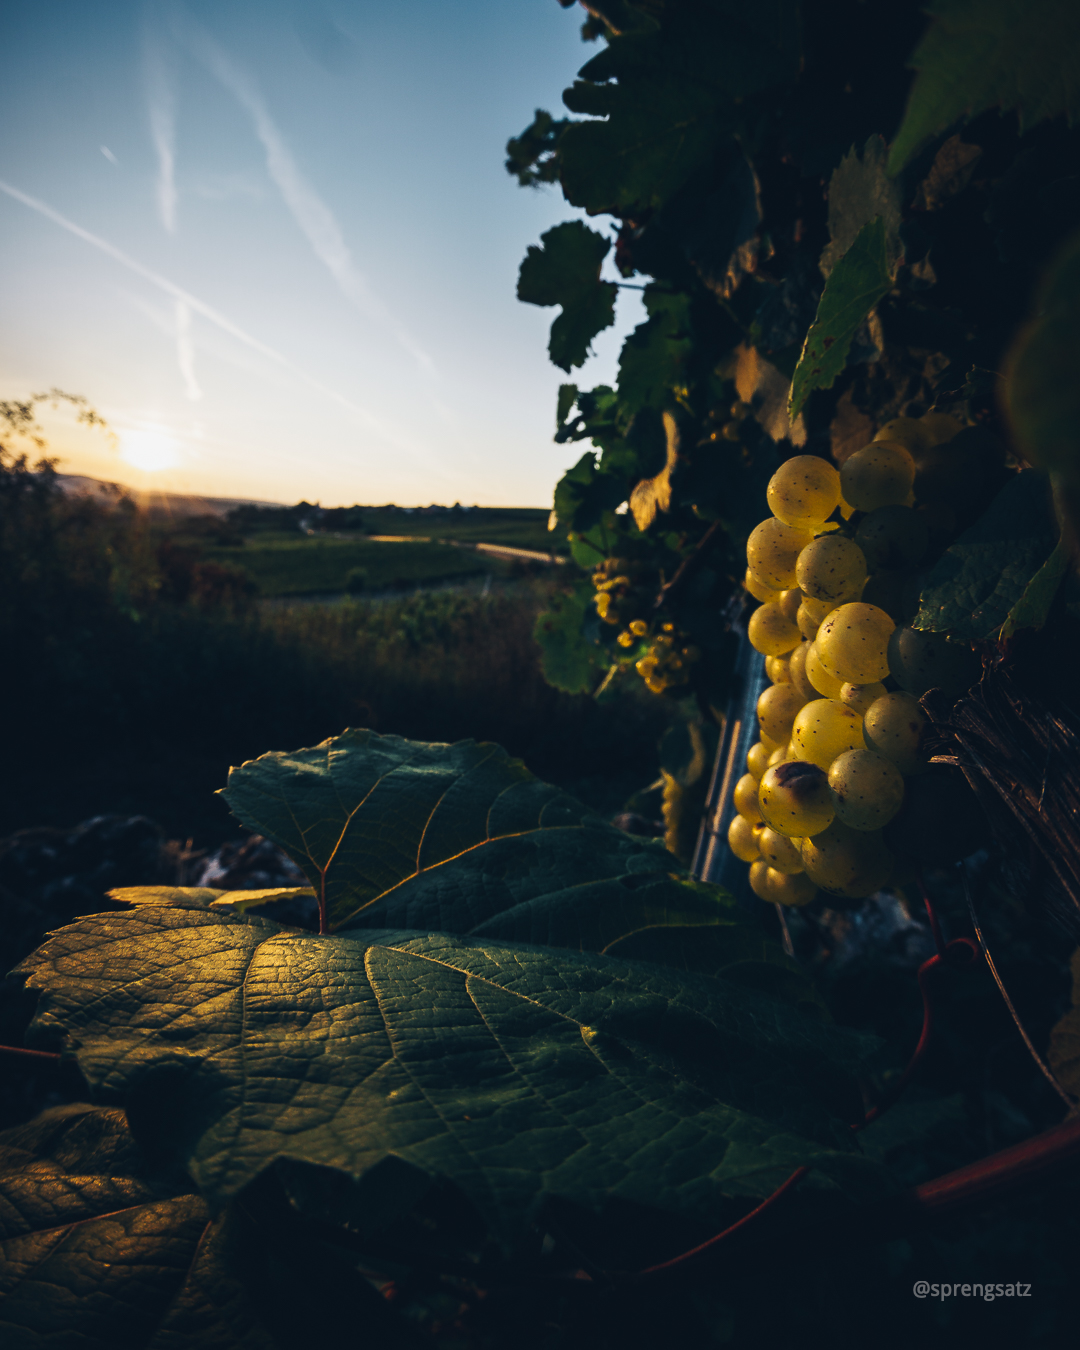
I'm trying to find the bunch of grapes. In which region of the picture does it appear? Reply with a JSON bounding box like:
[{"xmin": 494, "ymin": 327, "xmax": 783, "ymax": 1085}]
[
  {"xmin": 732, "ymin": 414, "xmax": 983, "ymax": 907},
  {"xmin": 592, "ymin": 559, "xmax": 700, "ymax": 695}
]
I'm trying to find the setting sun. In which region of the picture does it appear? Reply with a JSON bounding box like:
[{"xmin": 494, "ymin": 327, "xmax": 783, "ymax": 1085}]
[{"xmin": 119, "ymin": 428, "xmax": 182, "ymax": 473}]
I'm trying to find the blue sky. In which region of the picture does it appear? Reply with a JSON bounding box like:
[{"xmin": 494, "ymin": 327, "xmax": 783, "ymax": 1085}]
[{"xmin": 0, "ymin": 0, "xmax": 644, "ymax": 505}]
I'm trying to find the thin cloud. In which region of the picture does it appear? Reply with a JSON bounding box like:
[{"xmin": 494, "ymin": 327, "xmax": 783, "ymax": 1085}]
[
  {"xmin": 175, "ymin": 299, "xmax": 202, "ymax": 400},
  {"xmin": 144, "ymin": 35, "xmax": 178, "ymax": 231},
  {"xmin": 0, "ymin": 178, "xmax": 395, "ymax": 438},
  {"xmin": 100, "ymin": 146, "xmax": 119, "ymax": 165},
  {"xmin": 165, "ymin": 2, "xmax": 435, "ymax": 374}
]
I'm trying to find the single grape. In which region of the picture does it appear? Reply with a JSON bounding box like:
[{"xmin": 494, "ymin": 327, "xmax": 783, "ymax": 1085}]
[
  {"xmin": 790, "ymin": 698, "xmax": 865, "ymax": 770},
  {"xmin": 766, "ymin": 455, "xmax": 842, "ymax": 529},
  {"xmin": 909, "ymin": 427, "xmax": 1008, "ymax": 528},
  {"xmin": 815, "ymin": 603, "xmax": 895, "ymax": 684},
  {"xmin": 779, "ymin": 588, "xmax": 802, "ymax": 623},
  {"xmin": 873, "ymin": 417, "xmax": 933, "ymax": 455},
  {"xmin": 800, "ymin": 593, "xmax": 836, "ymax": 625},
  {"xmin": 746, "ymin": 518, "xmax": 815, "ymax": 591},
  {"xmin": 883, "ymin": 767, "xmax": 988, "ymax": 864},
  {"xmin": 827, "ymin": 749, "xmax": 905, "ymax": 830},
  {"xmin": 840, "ymin": 441, "xmax": 916, "ymax": 512},
  {"xmin": 768, "ymin": 742, "xmax": 795, "ymax": 767},
  {"xmin": 862, "ymin": 691, "xmax": 930, "ymax": 775},
  {"xmin": 887, "ymin": 626, "xmax": 980, "ymax": 700},
  {"xmin": 757, "ymin": 682, "xmax": 808, "ymax": 744},
  {"xmin": 759, "ymin": 728, "xmax": 783, "ymax": 753},
  {"xmin": 855, "ymin": 505, "xmax": 929, "ymax": 571},
  {"xmin": 747, "ymin": 742, "xmax": 771, "ymax": 780},
  {"xmin": 749, "ymin": 860, "xmax": 818, "ymax": 907},
  {"xmin": 758, "ymin": 759, "xmax": 835, "ymax": 837},
  {"xmin": 745, "ymin": 568, "xmax": 782, "ymax": 604},
  {"xmin": 728, "ymin": 813, "xmax": 762, "ymax": 863},
  {"xmin": 734, "ymin": 772, "xmax": 764, "ymax": 824},
  {"xmin": 757, "ymin": 826, "xmax": 805, "ymax": 874},
  {"xmin": 789, "ymin": 641, "xmax": 818, "ymax": 702},
  {"xmin": 748, "ymin": 602, "xmax": 802, "ymax": 657},
  {"xmin": 765, "ymin": 653, "xmax": 793, "ymax": 684},
  {"xmin": 805, "ymin": 641, "xmax": 845, "ymax": 699},
  {"xmin": 840, "ymin": 681, "xmax": 888, "ymax": 716},
  {"xmin": 919, "ymin": 411, "xmax": 964, "ymax": 445},
  {"xmin": 800, "ymin": 819, "xmax": 893, "ymax": 899},
  {"xmin": 797, "ymin": 601, "xmax": 821, "ymax": 641},
  {"xmin": 795, "ymin": 535, "xmax": 868, "ymax": 605}
]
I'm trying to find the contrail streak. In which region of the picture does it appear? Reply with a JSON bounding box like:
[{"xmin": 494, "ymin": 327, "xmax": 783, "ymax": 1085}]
[
  {"xmin": 175, "ymin": 298, "xmax": 202, "ymax": 400},
  {"xmin": 144, "ymin": 39, "xmax": 178, "ymax": 231},
  {"xmin": 0, "ymin": 178, "xmax": 392, "ymax": 434},
  {"xmin": 166, "ymin": 3, "xmax": 436, "ymax": 374}
]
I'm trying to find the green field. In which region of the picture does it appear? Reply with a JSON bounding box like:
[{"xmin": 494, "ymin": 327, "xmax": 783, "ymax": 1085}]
[
  {"xmin": 206, "ymin": 536, "xmax": 496, "ymax": 596},
  {"xmin": 358, "ymin": 507, "xmax": 567, "ymax": 553}
]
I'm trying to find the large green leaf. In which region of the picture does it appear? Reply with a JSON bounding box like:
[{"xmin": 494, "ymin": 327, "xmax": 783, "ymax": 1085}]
[
  {"xmin": 17, "ymin": 910, "xmax": 891, "ymax": 1251},
  {"xmin": 617, "ymin": 288, "xmax": 693, "ymax": 417},
  {"xmin": 913, "ymin": 470, "xmax": 1059, "ymax": 640},
  {"xmin": 517, "ymin": 221, "xmax": 617, "ymax": 372},
  {"xmin": 215, "ymin": 730, "xmax": 745, "ymax": 949},
  {"xmin": 788, "ymin": 218, "xmax": 894, "ymax": 421},
  {"xmin": 889, "ymin": 0, "xmax": 1080, "ymax": 174},
  {"xmin": 0, "ymin": 1104, "xmax": 407, "ymax": 1349}
]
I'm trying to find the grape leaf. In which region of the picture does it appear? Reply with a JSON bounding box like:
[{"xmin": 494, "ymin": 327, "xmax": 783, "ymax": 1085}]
[
  {"xmin": 913, "ymin": 470, "xmax": 1059, "ymax": 641},
  {"xmin": 998, "ymin": 538, "xmax": 1070, "ymax": 640},
  {"xmin": 819, "ymin": 137, "xmax": 903, "ymax": 278},
  {"xmin": 215, "ymin": 729, "xmax": 756, "ymax": 956},
  {"xmin": 517, "ymin": 221, "xmax": 617, "ymax": 372},
  {"xmin": 533, "ymin": 582, "xmax": 606, "ymax": 695},
  {"xmin": 16, "ymin": 909, "xmax": 892, "ymax": 1250},
  {"xmin": 618, "ymin": 288, "xmax": 693, "ymax": 417},
  {"xmin": 629, "ymin": 411, "xmax": 679, "ymax": 531},
  {"xmin": 0, "ymin": 1104, "xmax": 409, "ymax": 1349},
  {"xmin": 889, "ymin": 0, "xmax": 1080, "ymax": 174},
  {"xmin": 788, "ymin": 218, "xmax": 895, "ymax": 420}
]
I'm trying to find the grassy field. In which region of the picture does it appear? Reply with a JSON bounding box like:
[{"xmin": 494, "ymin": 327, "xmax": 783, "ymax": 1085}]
[
  {"xmin": 205, "ymin": 536, "xmax": 497, "ymax": 596},
  {"xmin": 359, "ymin": 507, "xmax": 566, "ymax": 553}
]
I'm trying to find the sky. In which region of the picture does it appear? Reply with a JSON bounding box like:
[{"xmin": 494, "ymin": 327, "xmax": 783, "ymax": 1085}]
[{"xmin": 0, "ymin": 0, "xmax": 645, "ymax": 506}]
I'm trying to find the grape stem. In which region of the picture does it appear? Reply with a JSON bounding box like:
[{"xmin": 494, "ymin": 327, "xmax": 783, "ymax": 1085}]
[
  {"xmin": 917, "ymin": 870, "xmax": 947, "ymax": 956},
  {"xmin": 0, "ymin": 1044, "xmax": 62, "ymax": 1063},
  {"xmin": 857, "ymin": 933, "xmax": 979, "ymax": 1129},
  {"xmin": 961, "ymin": 861, "xmax": 1076, "ymax": 1109}
]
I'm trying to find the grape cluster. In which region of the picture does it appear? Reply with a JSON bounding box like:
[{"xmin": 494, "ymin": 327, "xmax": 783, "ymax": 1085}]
[
  {"xmin": 591, "ymin": 559, "xmax": 700, "ymax": 694},
  {"xmin": 732, "ymin": 414, "xmax": 982, "ymax": 907}
]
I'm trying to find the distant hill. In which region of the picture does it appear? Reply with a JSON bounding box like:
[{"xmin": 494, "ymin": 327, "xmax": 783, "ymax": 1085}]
[{"xmin": 55, "ymin": 474, "xmax": 285, "ymax": 517}]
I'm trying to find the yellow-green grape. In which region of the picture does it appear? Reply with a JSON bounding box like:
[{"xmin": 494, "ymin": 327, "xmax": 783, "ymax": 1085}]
[
  {"xmin": 765, "ymin": 653, "xmax": 792, "ymax": 684},
  {"xmin": 840, "ymin": 681, "xmax": 888, "ymax": 716},
  {"xmin": 744, "ymin": 568, "xmax": 782, "ymax": 604},
  {"xmin": 734, "ymin": 772, "xmax": 764, "ymax": 824},
  {"xmin": 757, "ymin": 682, "xmax": 808, "ymax": 744},
  {"xmin": 746, "ymin": 518, "xmax": 815, "ymax": 591},
  {"xmin": 759, "ymin": 728, "xmax": 783, "ymax": 754},
  {"xmin": 827, "ymin": 749, "xmax": 905, "ymax": 830},
  {"xmin": 617, "ymin": 630, "xmax": 635, "ymax": 648},
  {"xmin": 629, "ymin": 619, "xmax": 649, "ymax": 637},
  {"xmin": 815, "ymin": 603, "xmax": 895, "ymax": 684},
  {"xmin": 790, "ymin": 698, "xmax": 865, "ymax": 771},
  {"xmin": 863, "ymin": 692, "xmax": 930, "ymax": 775},
  {"xmin": 757, "ymin": 826, "xmax": 805, "ymax": 874},
  {"xmin": 800, "ymin": 820, "xmax": 893, "ymax": 899},
  {"xmin": 779, "ymin": 588, "xmax": 802, "ymax": 623},
  {"xmin": 766, "ymin": 455, "xmax": 842, "ymax": 530},
  {"xmin": 873, "ymin": 417, "xmax": 932, "ymax": 455},
  {"xmin": 789, "ymin": 641, "xmax": 817, "ymax": 702},
  {"xmin": 747, "ymin": 742, "xmax": 771, "ymax": 780},
  {"xmin": 801, "ymin": 593, "xmax": 836, "ymax": 625},
  {"xmin": 749, "ymin": 860, "xmax": 818, "ymax": 906},
  {"xmin": 919, "ymin": 411, "xmax": 964, "ymax": 445},
  {"xmin": 758, "ymin": 760, "xmax": 835, "ymax": 837},
  {"xmin": 728, "ymin": 813, "xmax": 761, "ymax": 863},
  {"xmin": 795, "ymin": 536, "xmax": 868, "ymax": 605},
  {"xmin": 796, "ymin": 601, "xmax": 821, "ymax": 641},
  {"xmin": 855, "ymin": 505, "xmax": 929, "ymax": 571},
  {"xmin": 840, "ymin": 441, "xmax": 916, "ymax": 512},
  {"xmin": 887, "ymin": 626, "xmax": 980, "ymax": 700},
  {"xmin": 748, "ymin": 602, "xmax": 802, "ymax": 656},
  {"xmin": 805, "ymin": 641, "xmax": 845, "ymax": 699},
  {"xmin": 767, "ymin": 742, "xmax": 794, "ymax": 767}
]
